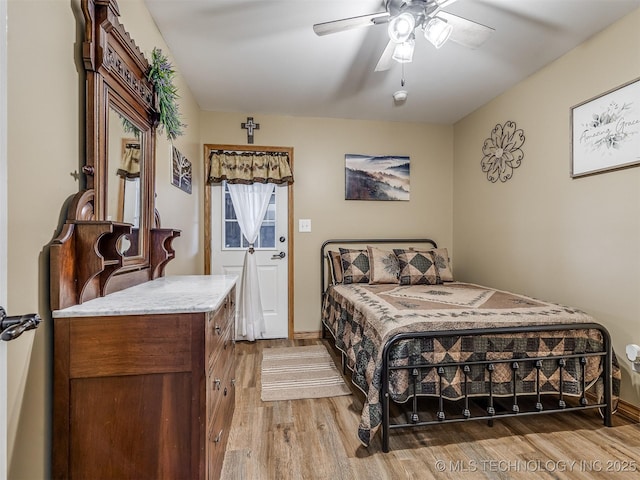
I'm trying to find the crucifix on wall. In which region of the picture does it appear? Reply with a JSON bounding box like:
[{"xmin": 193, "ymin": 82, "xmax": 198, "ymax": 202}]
[{"xmin": 241, "ymin": 117, "xmax": 260, "ymax": 144}]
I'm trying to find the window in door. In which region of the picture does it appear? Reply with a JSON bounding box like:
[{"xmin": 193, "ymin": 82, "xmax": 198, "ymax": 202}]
[{"xmin": 222, "ymin": 182, "xmax": 276, "ymax": 250}]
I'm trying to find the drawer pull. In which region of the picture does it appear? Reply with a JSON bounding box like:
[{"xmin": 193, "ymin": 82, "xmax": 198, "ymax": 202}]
[
  {"xmin": 214, "ymin": 378, "xmax": 221, "ymax": 390},
  {"xmin": 231, "ymin": 378, "xmax": 236, "ymax": 387},
  {"xmin": 223, "ymin": 387, "xmax": 228, "ymax": 397},
  {"xmin": 215, "ymin": 325, "xmax": 222, "ymax": 334},
  {"xmin": 214, "ymin": 429, "xmax": 223, "ymax": 443}
]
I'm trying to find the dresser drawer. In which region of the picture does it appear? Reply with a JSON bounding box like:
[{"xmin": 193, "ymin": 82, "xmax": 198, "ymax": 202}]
[
  {"xmin": 207, "ymin": 389, "xmax": 234, "ymax": 480},
  {"xmin": 207, "ymin": 323, "xmax": 235, "ymax": 419},
  {"xmin": 206, "ymin": 340, "xmax": 236, "ymax": 480},
  {"xmin": 208, "ymin": 316, "xmax": 234, "ymax": 369},
  {"xmin": 206, "ymin": 306, "xmax": 227, "ymax": 355}
]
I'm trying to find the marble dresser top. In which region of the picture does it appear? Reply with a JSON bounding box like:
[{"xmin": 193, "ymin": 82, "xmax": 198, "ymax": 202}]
[{"xmin": 52, "ymin": 275, "xmax": 238, "ymax": 318}]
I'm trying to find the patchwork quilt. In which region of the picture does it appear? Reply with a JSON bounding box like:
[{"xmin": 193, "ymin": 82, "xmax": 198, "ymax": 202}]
[{"xmin": 321, "ymin": 282, "xmax": 621, "ymax": 447}]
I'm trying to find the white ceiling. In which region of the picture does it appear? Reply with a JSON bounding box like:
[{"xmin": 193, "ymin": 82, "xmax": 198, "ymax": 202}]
[{"xmin": 144, "ymin": 0, "xmax": 640, "ymax": 124}]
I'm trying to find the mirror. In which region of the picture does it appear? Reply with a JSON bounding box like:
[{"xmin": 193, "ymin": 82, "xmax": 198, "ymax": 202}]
[{"xmin": 108, "ymin": 106, "xmax": 143, "ymax": 257}]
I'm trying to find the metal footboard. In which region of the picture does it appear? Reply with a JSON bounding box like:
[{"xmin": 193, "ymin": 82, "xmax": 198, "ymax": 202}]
[{"xmin": 380, "ymin": 324, "xmax": 613, "ymax": 452}]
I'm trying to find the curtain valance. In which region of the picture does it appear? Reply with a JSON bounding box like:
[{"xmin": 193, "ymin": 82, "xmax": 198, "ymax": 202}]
[
  {"xmin": 207, "ymin": 150, "xmax": 293, "ymax": 185},
  {"xmin": 117, "ymin": 142, "xmax": 141, "ymax": 178}
]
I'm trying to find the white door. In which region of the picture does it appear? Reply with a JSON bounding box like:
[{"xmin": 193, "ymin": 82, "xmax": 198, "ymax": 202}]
[
  {"xmin": 1, "ymin": 0, "xmax": 9, "ymax": 475},
  {"xmin": 211, "ymin": 182, "xmax": 289, "ymax": 339}
]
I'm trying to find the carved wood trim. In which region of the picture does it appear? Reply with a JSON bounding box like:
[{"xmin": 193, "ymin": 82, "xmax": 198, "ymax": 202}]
[
  {"xmin": 51, "ymin": 190, "xmax": 133, "ymax": 309},
  {"xmin": 82, "ymin": 0, "xmax": 155, "ymax": 111},
  {"xmin": 67, "ymin": 189, "xmax": 96, "ymax": 221},
  {"xmin": 150, "ymin": 229, "xmax": 181, "ymax": 279},
  {"xmin": 103, "ymin": 45, "xmax": 154, "ymax": 109}
]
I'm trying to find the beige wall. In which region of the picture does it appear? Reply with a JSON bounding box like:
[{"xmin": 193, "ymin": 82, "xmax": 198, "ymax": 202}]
[
  {"xmin": 201, "ymin": 112, "xmax": 454, "ymax": 334},
  {"xmin": 453, "ymin": 9, "xmax": 640, "ymax": 408},
  {"xmin": 6, "ymin": 1, "xmax": 200, "ymax": 478},
  {"xmin": 6, "ymin": 0, "xmax": 638, "ymax": 477}
]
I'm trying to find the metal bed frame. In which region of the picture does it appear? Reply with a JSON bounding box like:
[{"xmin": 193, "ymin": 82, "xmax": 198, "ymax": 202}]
[{"xmin": 320, "ymin": 238, "xmax": 613, "ymax": 453}]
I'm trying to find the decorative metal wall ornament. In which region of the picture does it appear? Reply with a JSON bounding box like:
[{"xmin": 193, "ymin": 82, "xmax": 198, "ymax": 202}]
[{"xmin": 481, "ymin": 121, "xmax": 525, "ymax": 183}]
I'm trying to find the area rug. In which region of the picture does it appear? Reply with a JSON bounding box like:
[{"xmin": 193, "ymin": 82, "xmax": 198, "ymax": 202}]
[{"xmin": 260, "ymin": 345, "xmax": 352, "ymax": 401}]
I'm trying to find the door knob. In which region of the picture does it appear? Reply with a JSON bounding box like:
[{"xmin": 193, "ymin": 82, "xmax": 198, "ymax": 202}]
[
  {"xmin": 0, "ymin": 306, "xmax": 41, "ymax": 342},
  {"xmin": 271, "ymin": 251, "xmax": 286, "ymax": 260}
]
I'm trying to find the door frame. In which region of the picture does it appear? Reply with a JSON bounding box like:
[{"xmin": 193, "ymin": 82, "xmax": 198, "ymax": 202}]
[
  {"xmin": 203, "ymin": 144, "xmax": 294, "ymax": 339},
  {"xmin": 1, "ymin": 0, "xmax": 9, "ymax": 475}
]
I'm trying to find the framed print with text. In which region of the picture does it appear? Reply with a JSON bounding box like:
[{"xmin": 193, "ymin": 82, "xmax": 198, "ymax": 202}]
[{"xmin": 571, "ymin": 78, "xmax": 640, "ymax": 178}]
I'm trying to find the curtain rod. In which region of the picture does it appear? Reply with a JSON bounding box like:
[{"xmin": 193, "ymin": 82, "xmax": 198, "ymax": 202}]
[{"xmin": 212, "ymin": 149, "xmax": 288, "ymax": 156}]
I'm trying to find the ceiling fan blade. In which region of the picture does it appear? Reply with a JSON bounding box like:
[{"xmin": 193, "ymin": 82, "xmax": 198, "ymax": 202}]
[
  {"xmin": 435, "ymin": 0, "xmax": 459, "ymax": 8},
  {"xmin": 374, "ymin": 40, "xmax": 395, "ymax": 72},
  {"xmin": 313, "ymin": 11, "xmax": 390, "ymax": 36},
  {"xmin": 438, "ymin": 11, "xmax": 494, "ymax": 49}
]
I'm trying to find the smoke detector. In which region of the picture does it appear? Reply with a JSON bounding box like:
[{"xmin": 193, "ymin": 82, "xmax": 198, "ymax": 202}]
[{"xmin": 393, "ymin": 90, "xmax": 408, "ymax": 103}]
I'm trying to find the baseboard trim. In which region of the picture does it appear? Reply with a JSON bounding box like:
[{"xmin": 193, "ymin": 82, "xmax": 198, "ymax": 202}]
[
  {"xmin": 617, "ymin": 398, "xmax": 640, "ymax": 423},
  {"xmin": 293, "ymin": 330, "xmax": 322, "ymax": 340},
  {"xmin": 585, "ymin": 392, "xmax": 638, "ymax": 423}
]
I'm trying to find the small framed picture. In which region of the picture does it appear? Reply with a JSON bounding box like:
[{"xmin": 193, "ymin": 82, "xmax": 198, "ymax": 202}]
[{"xmin": 171, "ymin": 146, "xmax": 192, "ymax": 194}]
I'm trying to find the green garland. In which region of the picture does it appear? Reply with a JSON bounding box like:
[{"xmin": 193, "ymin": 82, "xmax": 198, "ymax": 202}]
[
  {"xmin": 120, "ymin": 116, "xmax": 141, "ymax": 139},
  {"xmin": 148, "ymin": 47, "xmax": 186, "ymax": 141}
]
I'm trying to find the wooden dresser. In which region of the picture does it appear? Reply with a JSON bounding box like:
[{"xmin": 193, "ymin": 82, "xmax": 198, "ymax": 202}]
[{"xmin": 52, "ymin": 275, "xmax": 237, "ymax": 480}]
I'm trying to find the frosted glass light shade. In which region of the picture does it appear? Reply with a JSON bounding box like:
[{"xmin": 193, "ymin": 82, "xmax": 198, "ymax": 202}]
[
  {"xmin": 392, "ymin": 38, "xmax": 415, "ymax": 63},
  {"xmin": 388, "ymin": 12, "xmax": 415, "ymax": 44},
  {"xmin": 424, "ymin": 17, "xmax": 453, "ymax": 49}
]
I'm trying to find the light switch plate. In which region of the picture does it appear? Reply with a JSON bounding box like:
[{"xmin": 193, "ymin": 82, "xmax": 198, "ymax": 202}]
[{"xmin": 299, "ymin": 219, "xmax": 311, "ymax": 232}]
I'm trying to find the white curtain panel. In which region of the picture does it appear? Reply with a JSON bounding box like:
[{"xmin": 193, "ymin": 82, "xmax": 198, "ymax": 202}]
[{"xmin": 227, "ymin": 182, "xmax": 275, "ymax": 341}]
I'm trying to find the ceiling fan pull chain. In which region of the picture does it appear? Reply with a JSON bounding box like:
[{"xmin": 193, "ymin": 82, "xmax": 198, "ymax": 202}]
[{"xmin": 401, "ymin": 62, "xmax": 406, "ymax": 87}]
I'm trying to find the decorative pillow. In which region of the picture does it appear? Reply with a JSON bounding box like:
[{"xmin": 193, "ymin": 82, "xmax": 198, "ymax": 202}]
[
  {"xmin": 339, "ymin": 247, "xmax": 370, "ymax": 284},
  {"xmin": 430, "ymin": 248, "xmax": 454, "ymax": 282},
  {"xmin": 327, "ymin": 250, "xmax": 343, "ymax": 284},
  {"xmin": 393, "ymin": 249, "xmax": 441, "ymax": 285},
  {"xmin": 367, "ymin": 246, "xmax": 399, "ymax": 284}
]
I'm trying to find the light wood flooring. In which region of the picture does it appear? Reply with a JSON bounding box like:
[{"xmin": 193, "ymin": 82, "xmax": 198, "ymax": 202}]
[{"xmin": 221, "ymin": 339, "xmax": 640, "ymax": 479}]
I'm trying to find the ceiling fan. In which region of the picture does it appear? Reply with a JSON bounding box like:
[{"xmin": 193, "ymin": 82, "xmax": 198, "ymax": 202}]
[{"xmin": 313, "ymin": 0, "xmax": 494, "ymax": 72}]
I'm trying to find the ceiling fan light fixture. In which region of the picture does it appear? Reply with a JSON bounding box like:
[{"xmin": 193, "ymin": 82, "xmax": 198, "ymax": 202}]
[
  {"xmin": 424, "ymin": 16, "xmax": 453, "ymax": 49},
  {"xmin": 388, "ymin": 12, "xmax": 415, "ymax": 43},
  {"xmin": 391, "ymin": 38, "xmax": 415, "ymax": 64}
]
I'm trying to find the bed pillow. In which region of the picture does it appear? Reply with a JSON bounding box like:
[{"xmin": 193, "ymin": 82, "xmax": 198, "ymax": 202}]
[
  {"xmin": 339, "ymin": 247, "xmax": 370, "ymax": 284},
  {"xmin": 393, "ymin": 249, "xmax": 441, "ymax": 285},
  {"xmin": 367, "ymin": 246, "xmax": 399, "ymax": 284},
  {"xmin": 327, "ymin": 250, "xmax": 343, "ymax": 284},
  {"xmin": 429, "ymin": 247, "xmax": 454, "ymax": 282}
]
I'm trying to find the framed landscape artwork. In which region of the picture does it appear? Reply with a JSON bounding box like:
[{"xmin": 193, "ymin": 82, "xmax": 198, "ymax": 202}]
[
  {"xmin": 571, "ymin": 77, "xmax": 640, "ymax": 178},
  {"xmin": 345, "ymin": 154, "xmax": 410, "ymax": 201}
]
